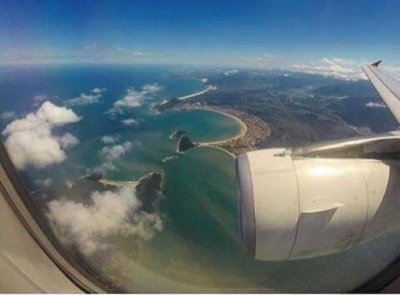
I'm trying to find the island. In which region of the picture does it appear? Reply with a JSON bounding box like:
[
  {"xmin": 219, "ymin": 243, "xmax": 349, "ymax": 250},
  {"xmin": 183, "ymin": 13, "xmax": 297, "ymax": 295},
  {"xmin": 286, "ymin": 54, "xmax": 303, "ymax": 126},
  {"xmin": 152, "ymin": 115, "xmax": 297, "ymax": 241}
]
[
  {"xmin": 135, "ymin": 172, "xmax": 163, "ymax": 213},
  {"xmin": 177, "ymin": 134, "xmax": 198, "ymax": 152},
  {"xmin": 169, "ymin": 129, "xmax": 199, "ymax": 153}
]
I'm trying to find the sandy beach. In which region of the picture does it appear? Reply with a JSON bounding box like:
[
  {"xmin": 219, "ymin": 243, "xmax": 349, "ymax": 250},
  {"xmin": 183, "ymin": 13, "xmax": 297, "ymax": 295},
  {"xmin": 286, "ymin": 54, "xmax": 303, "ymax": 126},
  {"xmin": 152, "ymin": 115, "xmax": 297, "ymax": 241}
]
[
  {"xmin": 170, "ymin": 103, "xmax": 271, "ymax": 156},
  {"xmin": 197, "ymin": 108, "xmax": 248, "ymax": 145},
  {"xmin": 177, "ymin": 85, "xmax": 217, "ymax": 100}
]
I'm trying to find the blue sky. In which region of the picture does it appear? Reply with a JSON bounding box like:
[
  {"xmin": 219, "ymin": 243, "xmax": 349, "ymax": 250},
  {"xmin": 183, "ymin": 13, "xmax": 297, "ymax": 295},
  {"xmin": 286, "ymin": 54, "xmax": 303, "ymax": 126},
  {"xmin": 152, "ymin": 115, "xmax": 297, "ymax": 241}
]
[{"xmin": 1, "ymin": 0, "xmax": 400, "ymax": 69}]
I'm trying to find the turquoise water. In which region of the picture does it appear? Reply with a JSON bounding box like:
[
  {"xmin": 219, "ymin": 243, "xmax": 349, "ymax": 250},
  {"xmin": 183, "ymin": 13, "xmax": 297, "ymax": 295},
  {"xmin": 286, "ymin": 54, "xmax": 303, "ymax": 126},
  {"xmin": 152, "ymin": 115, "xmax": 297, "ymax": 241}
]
[{"xmin": 2, "ymin": 65, "xmax": 400, "ymax": 292}]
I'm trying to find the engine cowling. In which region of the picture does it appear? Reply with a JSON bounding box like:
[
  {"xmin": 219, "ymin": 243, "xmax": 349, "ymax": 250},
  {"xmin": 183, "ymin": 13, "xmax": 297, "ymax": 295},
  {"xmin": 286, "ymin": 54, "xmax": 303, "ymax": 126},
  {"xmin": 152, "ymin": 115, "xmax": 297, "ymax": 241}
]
[{"xmin": 236, "ymin": 148, "xmax": 400, "ymax": 260}]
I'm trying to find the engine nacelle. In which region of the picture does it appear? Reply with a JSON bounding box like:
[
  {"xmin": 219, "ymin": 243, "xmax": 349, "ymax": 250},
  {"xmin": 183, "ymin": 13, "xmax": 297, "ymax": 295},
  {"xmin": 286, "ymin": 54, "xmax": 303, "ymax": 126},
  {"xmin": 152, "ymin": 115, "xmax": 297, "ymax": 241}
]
[{"xmin": 236, "ymin": 147, "xmax": 400, "ymax": 261}]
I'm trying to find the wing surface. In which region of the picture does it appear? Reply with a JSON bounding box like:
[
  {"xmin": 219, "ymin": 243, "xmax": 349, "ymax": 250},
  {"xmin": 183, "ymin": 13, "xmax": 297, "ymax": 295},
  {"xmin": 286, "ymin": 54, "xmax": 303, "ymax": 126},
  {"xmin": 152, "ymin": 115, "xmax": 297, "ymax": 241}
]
[{"xmin": 363, "ymin": 61, "xmax": 400, "ymax": 124}]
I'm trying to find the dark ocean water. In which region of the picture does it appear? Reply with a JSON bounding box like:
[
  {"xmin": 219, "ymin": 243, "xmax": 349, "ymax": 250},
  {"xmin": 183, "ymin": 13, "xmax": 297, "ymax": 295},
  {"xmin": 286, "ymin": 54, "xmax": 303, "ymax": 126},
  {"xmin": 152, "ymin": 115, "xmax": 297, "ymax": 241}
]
[{"xmin": 1, "ymin": 65, "xmax": 400, "ymax": 292}]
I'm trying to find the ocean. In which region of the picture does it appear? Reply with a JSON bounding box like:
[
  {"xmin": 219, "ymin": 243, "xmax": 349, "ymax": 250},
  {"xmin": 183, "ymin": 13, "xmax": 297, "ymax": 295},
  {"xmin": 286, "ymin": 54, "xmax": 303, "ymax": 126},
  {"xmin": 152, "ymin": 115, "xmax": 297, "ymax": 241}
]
[{"xmin": 1, "ymin": 64, "xmax": 400, "ymax": 292}]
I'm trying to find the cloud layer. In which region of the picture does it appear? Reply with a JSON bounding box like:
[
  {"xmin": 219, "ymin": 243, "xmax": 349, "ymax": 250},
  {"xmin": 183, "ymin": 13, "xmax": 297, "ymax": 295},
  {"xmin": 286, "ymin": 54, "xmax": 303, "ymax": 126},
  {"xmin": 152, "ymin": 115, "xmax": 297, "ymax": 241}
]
[
  {"xmin": 94, "ymin": 141, "xmax": 133, "ymax": 173},
  {"xmin": 100, "ymin": 141, "xmax": 133, "ymax": 162},
  {"xmin": 65, "ymin": 88, "xmax": 107, "ymax": 106},
  {"xmin": 2, "ymin": 101, "xmax": 80, "ymax": 169},
  {"xmin": 47, "ymin": 186, "xmax": 163, "ymax": 256},
  {"xmin": 110, "ymin": 83, "xmax": 162, "ymax": 113},
  {"xmin": 121, "ymin": 118, "xmax": 138, "ymax": 126},
  {"xmin": 101, "ymin": 135, "xmax": 119, "ymax": 144},
  {"xmin": 366, "ymin": 102, "xmax": 387, "ymax": 108},
  {"xmin": 290, "ymin": 58, "xmax": 366, "ymax": 81},
  {"xmin": 224, "ymin": 69, "xmax": 239, "ymax": 76},
  {"xmin": 56, "ymin": 132, "xmax": 80, "ymax": 149},
  {"xmin": 0, "ymin": 111, "xmax": 16, "ymax": 121}
]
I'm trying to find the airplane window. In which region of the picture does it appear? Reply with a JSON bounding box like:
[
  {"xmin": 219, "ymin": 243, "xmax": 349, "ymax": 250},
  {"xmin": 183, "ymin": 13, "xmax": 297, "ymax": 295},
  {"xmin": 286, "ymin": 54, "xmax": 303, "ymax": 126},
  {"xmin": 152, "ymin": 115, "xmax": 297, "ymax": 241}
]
[{"xmin": 2, "ymin": 0, "xmax": 400, "ymax": 292}]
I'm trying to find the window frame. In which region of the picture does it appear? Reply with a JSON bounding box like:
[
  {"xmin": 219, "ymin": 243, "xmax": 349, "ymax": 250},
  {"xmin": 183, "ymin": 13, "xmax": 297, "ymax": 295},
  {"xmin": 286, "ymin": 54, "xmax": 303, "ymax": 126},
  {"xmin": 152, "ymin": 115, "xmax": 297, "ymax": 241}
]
[{"xmin": 0, "ymin": 140, "xmax": 110, "ymax": 293}]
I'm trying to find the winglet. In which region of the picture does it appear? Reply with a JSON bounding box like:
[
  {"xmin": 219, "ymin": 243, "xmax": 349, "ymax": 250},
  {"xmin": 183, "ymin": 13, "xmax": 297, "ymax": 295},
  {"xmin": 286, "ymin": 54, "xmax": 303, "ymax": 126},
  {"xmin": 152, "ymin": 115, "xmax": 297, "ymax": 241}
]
[
  {"xmin": 363, "ymin": 60, "xmax": 400, "ymax": 125},
  {"xmin": 371, "ymin": 60, "xmax": 382, "ymax": 67}
]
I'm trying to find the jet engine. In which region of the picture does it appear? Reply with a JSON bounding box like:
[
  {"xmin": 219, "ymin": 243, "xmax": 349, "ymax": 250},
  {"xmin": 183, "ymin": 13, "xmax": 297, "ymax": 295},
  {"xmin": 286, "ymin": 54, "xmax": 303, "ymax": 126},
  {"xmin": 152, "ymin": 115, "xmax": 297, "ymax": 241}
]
[{"xmin": 236, "ymin": 134, "xmax": 400, "ymax": 260}]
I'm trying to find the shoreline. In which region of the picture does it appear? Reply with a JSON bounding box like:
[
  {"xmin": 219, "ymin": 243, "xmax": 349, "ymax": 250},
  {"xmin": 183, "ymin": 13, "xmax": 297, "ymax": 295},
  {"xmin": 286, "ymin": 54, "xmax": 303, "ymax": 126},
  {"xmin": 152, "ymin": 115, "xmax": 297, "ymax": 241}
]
[
  {"xmin": 196, "ymin": 108, "xmax": 247, "ymax": 145},
  {"xmin": 196, "ymin": 144, "xmax": 236, "ymax": 157},
  {"xmin": 177, "ymin": 85, "xmax": 217, "ymax": 100},
  {"xmin": 169, "ymin": 103, "xmax": 271, "ymax": 156}
]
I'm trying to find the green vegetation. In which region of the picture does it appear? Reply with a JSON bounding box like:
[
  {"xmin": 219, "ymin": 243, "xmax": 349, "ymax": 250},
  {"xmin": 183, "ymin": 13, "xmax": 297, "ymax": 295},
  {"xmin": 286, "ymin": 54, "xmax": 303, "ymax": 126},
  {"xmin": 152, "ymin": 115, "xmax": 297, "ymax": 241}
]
[{"xmin": 170, "ymin": 71, "xmax": 397, "ymax": 148}]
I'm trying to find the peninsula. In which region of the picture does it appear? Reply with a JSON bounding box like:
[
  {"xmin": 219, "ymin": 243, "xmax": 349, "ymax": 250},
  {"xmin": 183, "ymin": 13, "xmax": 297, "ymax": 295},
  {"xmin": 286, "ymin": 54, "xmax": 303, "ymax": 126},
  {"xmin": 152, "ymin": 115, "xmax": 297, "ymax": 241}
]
[{"xmin": 177, "ymin": 85, "xmax": 217, "ymax": 100}]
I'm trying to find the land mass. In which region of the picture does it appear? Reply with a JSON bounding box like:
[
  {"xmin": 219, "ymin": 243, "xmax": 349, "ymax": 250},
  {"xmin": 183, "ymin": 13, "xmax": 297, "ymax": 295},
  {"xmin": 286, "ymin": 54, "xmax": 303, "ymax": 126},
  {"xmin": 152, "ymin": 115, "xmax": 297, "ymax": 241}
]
[
  {"xmin": 159, "ymin": 96, "xmax": 270, "ymax": 155},
  {"xmin": 135, "ymin": 172, "xmax": 163, "ymax": 213},
  {"xmin": 169, "ymin": 104, "xmax": 269, "ymax": 155},
  {"xmin": 177, "ymin": 134, "xmax": 198, "ymax": 152},
  {"xmin": 157, "ymin": 69, "xmax": 397, "ymax": 152},
  {"xmin": 169, "ymin": 130, "xmax": 198, "ymax": 152},
  {"xmin": 84, "ymin": 172, "xmax": 163, "ymax": 213}
]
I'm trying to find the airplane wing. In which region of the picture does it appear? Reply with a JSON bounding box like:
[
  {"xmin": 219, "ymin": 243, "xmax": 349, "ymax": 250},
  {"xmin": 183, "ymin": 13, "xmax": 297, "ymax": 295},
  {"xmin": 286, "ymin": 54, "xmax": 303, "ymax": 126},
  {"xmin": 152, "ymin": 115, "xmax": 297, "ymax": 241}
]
[{"xmin": 363, "ymin": 61, "xmax": 400, "ymax": 124}]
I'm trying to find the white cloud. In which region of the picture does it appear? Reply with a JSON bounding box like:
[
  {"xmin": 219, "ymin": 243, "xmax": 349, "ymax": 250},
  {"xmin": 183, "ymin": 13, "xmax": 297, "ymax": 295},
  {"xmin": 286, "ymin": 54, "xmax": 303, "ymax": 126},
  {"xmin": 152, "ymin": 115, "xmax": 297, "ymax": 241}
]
[
  {"xmin": 84, "ymin": 44, "xmax": 98, "ymax": 51},
  {"xmin": 65, "ymin": 93, "xmax": 103, "ymax": 106},
  {"xmin": 65, "ymin": 180, "xmax": 74, "ymax": 189},
  {"xmin": 254, "ymin": 53, "xmax": 274, "ymax": 62},
  {"xmin": 224, "ymin": 69, "xmax": 239, "ymax": 76},
  {"xmin": 142, "ymin": 83, "xmax": 163, "ymax": 93},
  {"xmin": 381, "ymin": 66, "xmax": 400, "ymax": 80},
  {"xmin": 33, "ymin": 94, "xmax": 47, "ymax": 102},
  {"xmin": 34, "ymin": 94, "xmax": 48, "ymax": 102},
  {"xmin": 95, "ymin": 161, "xmax": 118, "ymax": 172},
  {"xmin": 35, "ymin": 178, "xmax": 53, "ymax": 187},
  {"xmin": 56, "ymin": 133, "xmax": 80, "ymax": 149},
  {"xmin": 0, "ymin": 111, "xmax": 16, "ymax": 121},
  {"xmin": 121, "ymin": 118, "xmax": 138, "ymax": 126},
  {"xmin": 100, "ymin": 141, "xmax": 133, "ymax": 162},
  {"xmin": 64, "ymin": 88, "xmax": 107, "ymax": 106},
  {"xmin": 132, "ymin": 51, "xmax": 153, "ymax": 57},
  {"xmin": 91, "ymin": 87, "xmax": 107, "ymax": 94},
  {"xmin": 47, "ymin": 186, "xmax": 163, "ymax": 256},
  {"xmin": 94, "ymin": 141, "xmax": 133, "ymax": 173},
  {"xmin": 2, "ymin": 101, "xmax": 80, "ymax": 169},
  {"xmin": 290, "ymin": 58, "xmax": 366, "ymax": 81},
  {"xmin": 110, "ymin": 83, "xmax": 162, "ymax": 113},
  {"xmin": 101, "ymin": 135, "xmax": 119, "ymax": 144},
  {"xmin": 33, "ymin": 95, "xmax": 49, "ymax": 107},
  {"xmin": 366, "ymin": 102, "xmax": 387, "ymax": 108},
  {"xmin": 113, "ymin": 88, "xmax": 144, "ymax": 108}
]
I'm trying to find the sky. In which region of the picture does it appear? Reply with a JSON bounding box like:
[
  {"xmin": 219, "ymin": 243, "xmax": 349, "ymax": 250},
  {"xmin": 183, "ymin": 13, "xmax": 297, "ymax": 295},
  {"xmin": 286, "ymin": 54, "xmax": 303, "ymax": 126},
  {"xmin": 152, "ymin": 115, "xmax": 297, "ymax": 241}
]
[{"xmin": 1, "ymin": 0, "xmax": 400, "ymax": 70}]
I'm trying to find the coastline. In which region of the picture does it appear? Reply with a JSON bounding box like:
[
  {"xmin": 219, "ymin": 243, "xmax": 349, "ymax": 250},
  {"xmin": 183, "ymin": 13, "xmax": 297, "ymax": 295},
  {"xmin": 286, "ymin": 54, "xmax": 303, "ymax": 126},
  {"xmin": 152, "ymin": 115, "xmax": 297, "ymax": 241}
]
[
  {"xmin": 177, "ymin": 85, "xmax": 217, "ymax": 100},
  {"xmin": 196, "ymin": 108, "xmax": 248, "ymax": 145},
  {"xmin": 157, "ymin": 82, "xmax": 271, "ymax": 156},
  {"xmin": 196, "ymin": 144, "xmax": 236, "ymax": 157},
  {"xmin": 169, "ymin": 103, "xmax": 271, "ymax": 156}
]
